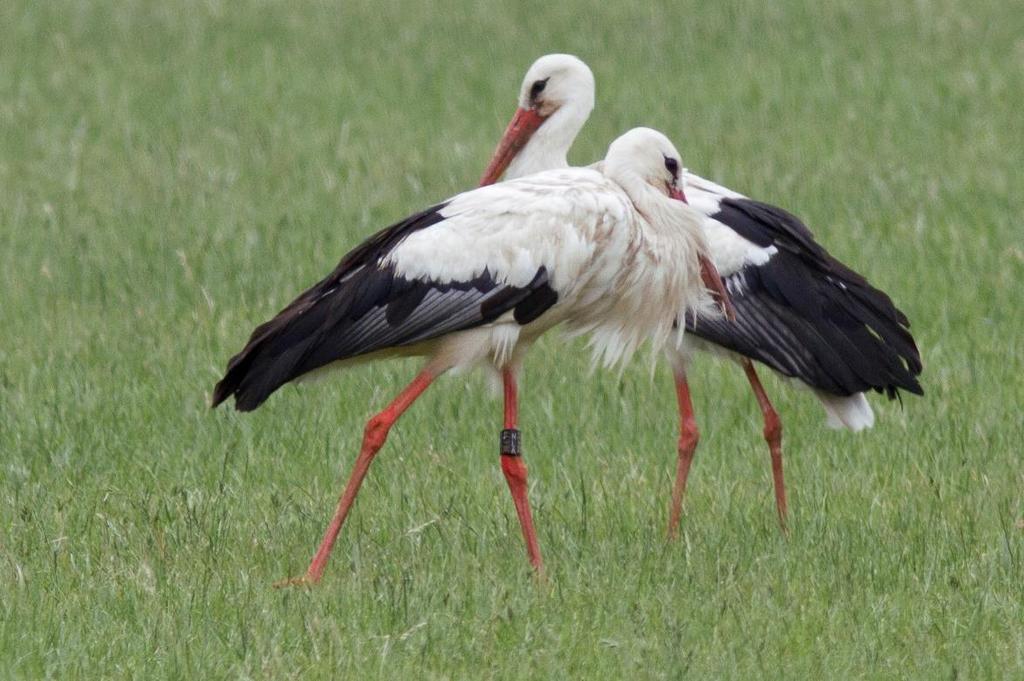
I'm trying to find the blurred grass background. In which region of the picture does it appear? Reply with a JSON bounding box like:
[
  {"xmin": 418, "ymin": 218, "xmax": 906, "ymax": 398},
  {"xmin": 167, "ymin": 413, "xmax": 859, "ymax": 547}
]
[{"xmin": 1, "ymin": 0, "xmax": 1022, "ymax": 678}]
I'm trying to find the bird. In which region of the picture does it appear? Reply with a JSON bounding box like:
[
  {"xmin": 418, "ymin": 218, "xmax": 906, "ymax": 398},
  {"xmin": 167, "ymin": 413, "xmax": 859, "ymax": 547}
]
[
  {"xmin": 479, "ymin": 54, "xmax": 923, "ymax": 534},
  {"xmin": 212, "ymin": 127, "xmax": 717, "ymax": 583}
]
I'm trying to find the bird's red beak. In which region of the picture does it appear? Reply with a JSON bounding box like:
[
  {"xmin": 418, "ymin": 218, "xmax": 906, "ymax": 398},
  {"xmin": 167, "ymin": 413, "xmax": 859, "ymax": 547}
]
[
  {"xmin": 479, "ymin": 107, "xmax": 547, "ymax": 186},
  {"xmin": 669, "ymin": 186, "xmax": 688, "ymax": 203},
  {"xmin": 668, "ymin": 186, "xmax": 735, "ymax": 321},
  {"xmin": 699, "ymin": 257, "xmax": 736, "ymax": 321}
]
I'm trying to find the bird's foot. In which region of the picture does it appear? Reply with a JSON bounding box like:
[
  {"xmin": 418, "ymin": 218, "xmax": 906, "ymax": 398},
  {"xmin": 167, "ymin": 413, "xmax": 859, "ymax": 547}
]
[{"xmin": 273, "ymin": 573, "xmax": 320, "ymax": 589}]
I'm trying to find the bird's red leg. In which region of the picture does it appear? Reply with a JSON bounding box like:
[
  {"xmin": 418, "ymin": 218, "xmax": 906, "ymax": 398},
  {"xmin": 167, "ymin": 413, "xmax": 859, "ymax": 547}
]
[
  {"xmin": 741, "ymin": 359, "xmax": 788, "ymax": 531},
  {"xmin": 667, "ymin": 367, "xmax": 700, "ymax": 540},
  {"xmin": 276, "ymin": 369, "xmax": 437, "ymax": 587},
  {"xmin": 499, "ymin": 368, "xmax": 544, "ymax": 574}
]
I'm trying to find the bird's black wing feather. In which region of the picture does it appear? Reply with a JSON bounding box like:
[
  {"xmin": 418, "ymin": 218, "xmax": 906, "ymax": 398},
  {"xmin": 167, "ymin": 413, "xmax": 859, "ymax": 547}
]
[
  {"xmin": 687, "ymin": 198, "xmax": 923, "ymax": 399},
  {"xmin": 212, "ymin": 205, "xmax": 558, "ymax": 411},
  {"xmin": 712, "ymin": 198, "xmax": 826, "ymax": 261}
]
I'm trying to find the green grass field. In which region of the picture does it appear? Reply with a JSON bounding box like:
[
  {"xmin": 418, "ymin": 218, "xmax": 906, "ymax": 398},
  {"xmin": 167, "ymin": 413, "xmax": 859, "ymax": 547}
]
[{"xmin": 2, "ymin": 0, "xmax": 1022, "ymax": 678}]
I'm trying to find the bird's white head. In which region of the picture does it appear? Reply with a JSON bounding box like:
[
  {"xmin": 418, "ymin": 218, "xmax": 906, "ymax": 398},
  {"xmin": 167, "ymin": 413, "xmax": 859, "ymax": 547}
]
[
  {"xmin": 604, "ymin": 127, "xmax": 688, "ymax": 204},
  {"xmin": 516, "ymin": 53, "xmax": 595, "ymax": 119},
  {"xmin": 480, "ymin": 54, "xmax": 595, "ymax": 185}
]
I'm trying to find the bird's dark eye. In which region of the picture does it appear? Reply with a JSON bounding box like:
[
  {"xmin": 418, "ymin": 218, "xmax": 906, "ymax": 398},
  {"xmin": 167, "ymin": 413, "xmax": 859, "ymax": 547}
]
[
  {"xmin": 664, "ymin": 156, "xmax": 679, "ymax": 178},
  {"xmin": 529, "ymin": 78, "xmax": 550, "ymax": 101}
]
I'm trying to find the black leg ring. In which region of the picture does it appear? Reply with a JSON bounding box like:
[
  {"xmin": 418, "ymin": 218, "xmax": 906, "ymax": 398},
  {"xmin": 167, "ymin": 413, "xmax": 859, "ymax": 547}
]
[{"xmin": 500, "ymin": 428, "xmax": 522, "ymax": 456}]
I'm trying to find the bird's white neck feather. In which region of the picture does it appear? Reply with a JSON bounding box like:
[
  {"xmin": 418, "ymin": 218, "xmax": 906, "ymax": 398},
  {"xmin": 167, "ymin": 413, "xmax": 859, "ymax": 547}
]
[{"xmin": 565, "ymin": 164, "xmax": 717, "ymax": 370}]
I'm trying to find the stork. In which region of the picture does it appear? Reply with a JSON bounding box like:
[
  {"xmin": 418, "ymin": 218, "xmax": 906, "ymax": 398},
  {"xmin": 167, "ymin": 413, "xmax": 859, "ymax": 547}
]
[
  {"xmin": 480, "ymin": 54, "xmax": 923, "ymax": 533},
  {"xmin": 213, "ymin": 127, "xmax": 717, "ymax": 583}
]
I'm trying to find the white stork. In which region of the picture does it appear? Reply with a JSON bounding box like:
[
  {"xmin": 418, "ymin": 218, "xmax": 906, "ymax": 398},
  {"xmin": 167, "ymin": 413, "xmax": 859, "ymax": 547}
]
[
  {"xmin": 213, "ymin": 127, "xmax": 716, "ymax": 583},
  {"xmin": 480, "ymin": 54, "xmax": 923, "ymax": 532}
]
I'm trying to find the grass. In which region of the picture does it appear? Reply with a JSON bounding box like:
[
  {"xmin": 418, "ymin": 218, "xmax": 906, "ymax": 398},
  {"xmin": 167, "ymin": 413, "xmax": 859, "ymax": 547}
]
[{"xmin": 1, "ymin": 0, "xmax": 1022, "ymax": 677}]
